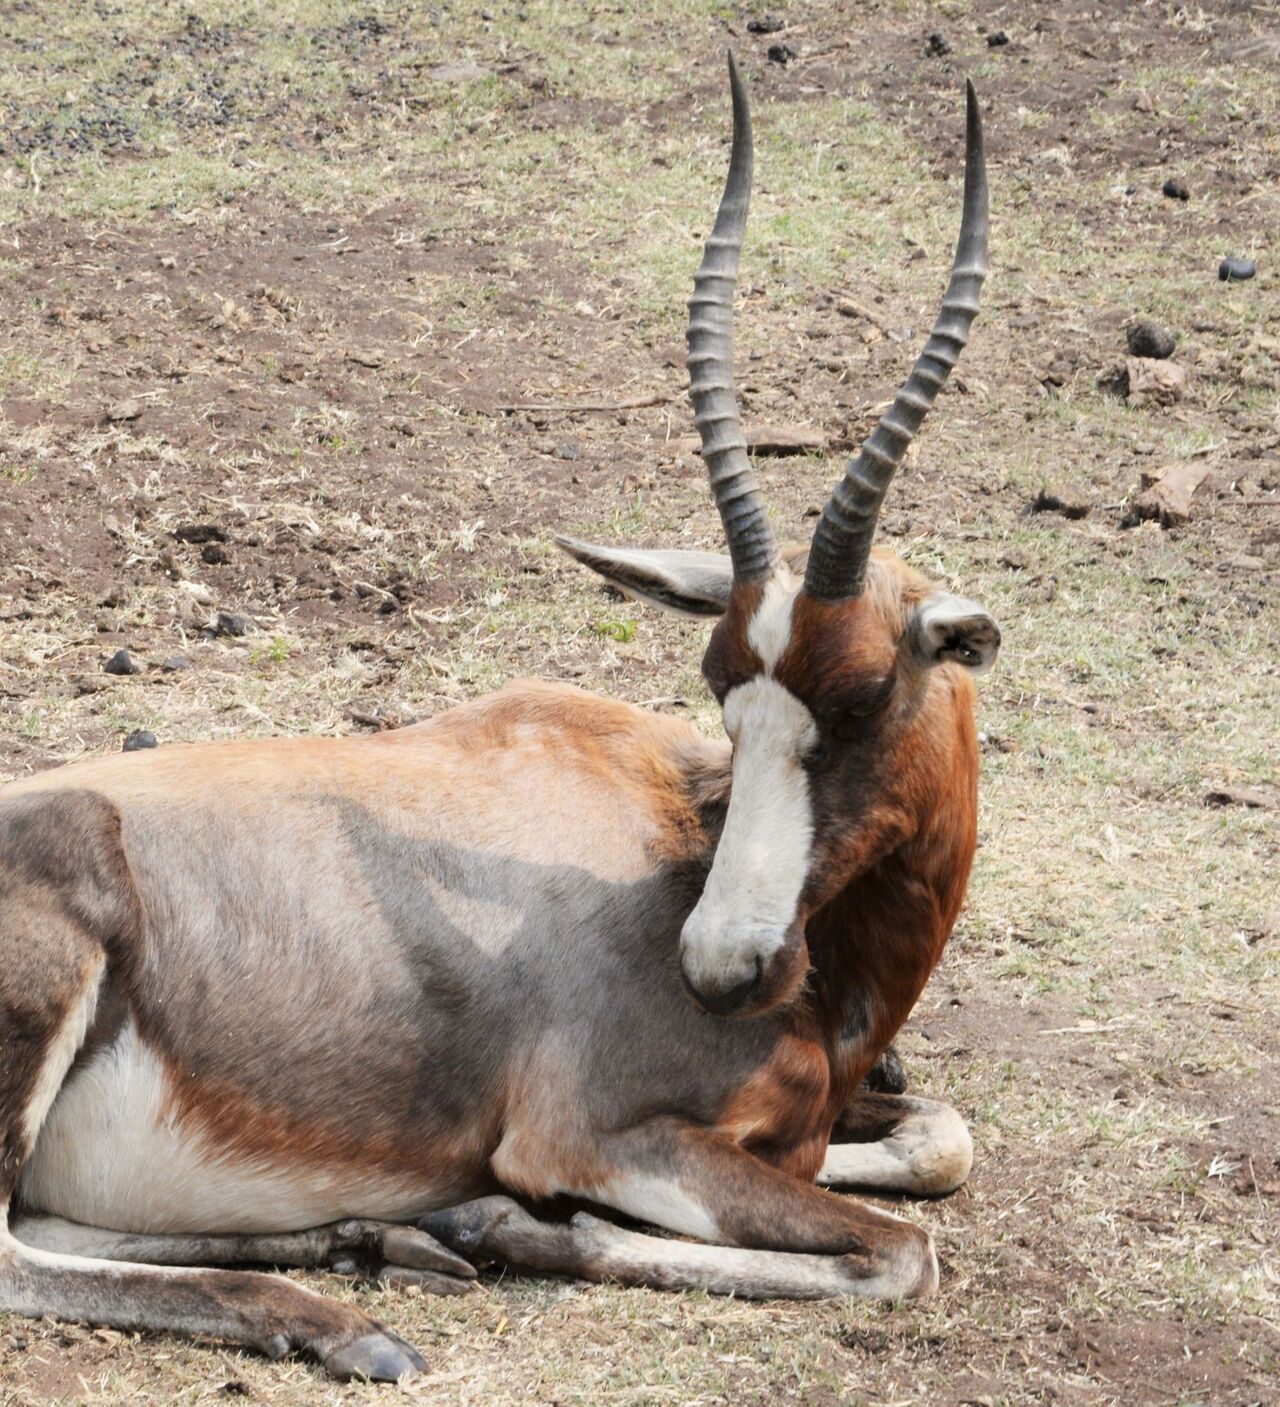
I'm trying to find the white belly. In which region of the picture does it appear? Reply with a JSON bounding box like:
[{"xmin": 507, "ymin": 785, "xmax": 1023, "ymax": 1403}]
[{"xmin": 21, "ymin": 1021, "xmax": 442, "ymax": 1234}]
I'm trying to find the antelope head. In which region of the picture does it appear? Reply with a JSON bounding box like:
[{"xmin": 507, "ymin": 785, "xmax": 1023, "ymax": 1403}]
[{"xmin": 558, "ymin": 55, "xmax": 998, "ymax": 1018}]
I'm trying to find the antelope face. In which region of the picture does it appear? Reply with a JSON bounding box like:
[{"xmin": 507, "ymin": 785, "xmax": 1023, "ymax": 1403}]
[
  {"xmin": 557, "ymin": 55, "xmax": 996, "ymax": 1017},
  {"xmin": 684, "ymin": 559, "xmax": 998, "ymax": 1016}
]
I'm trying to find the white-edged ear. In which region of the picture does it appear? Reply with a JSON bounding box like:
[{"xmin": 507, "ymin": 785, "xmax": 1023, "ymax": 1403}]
[
  {"xmin": 554, "ymin": 536, "xmax": 734, "ymax": 619},
  {"xmin": 911, "ymin": 593, "xmax": 1001, "ymax": 673}
]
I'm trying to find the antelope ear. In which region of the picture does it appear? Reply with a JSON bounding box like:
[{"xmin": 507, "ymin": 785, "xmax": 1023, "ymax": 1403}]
[
  {"xmin": 911, "ymin": 593, "xmax": 1001, "ymax": 673},
  {"xmin": 554, "ymin": 536, "xmax": 734, "ymax": 618}
]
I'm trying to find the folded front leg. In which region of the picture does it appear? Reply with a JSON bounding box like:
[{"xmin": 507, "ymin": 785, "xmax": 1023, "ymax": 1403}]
[
  {"xmin": 479, "ymin": 1117, "xmax": 937, "ymax": 1299},
  {"xmin": 822, "ymin": 1092, "xmax": 973, "ymax": 1196}
]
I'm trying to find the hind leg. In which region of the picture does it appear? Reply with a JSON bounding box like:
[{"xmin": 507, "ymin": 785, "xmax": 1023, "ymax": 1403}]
[
  {"xmin": 0, "ymin": 791, "xmax": 424, "ymax": 1381},
  {"xmin": 11, "ymin": 1214, "xmax": 475, "ymax": 1293}
]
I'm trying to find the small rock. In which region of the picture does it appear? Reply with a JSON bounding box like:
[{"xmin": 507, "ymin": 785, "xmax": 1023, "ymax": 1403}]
[
  {"xmin": 1126, "ymin": 357, "xmax": 1187, "ymax": 407},
  {"xmin": 1102, "ymin": 357, "xmax": 1187, "ymax": 407},
  {"xmin": 766, "ymin": 41, "xmax": 796, "ymax": 64},
  {"xmin": 106, "ymin": 397, "xmax": 143, "ymax": 422},
  {"xmin": 427, "ymin": 62, "xmax": 492, "ymax": 82},
  {"xmin": 925, "ymin": 30, "xmax": 951, "ymax": 56},
  {"xmin": 346, "ymin": 349, "xmax": 384, "ymax": 369},
  {"xmin": 104, "ymin": 649, "xmax": 141, "ymax": 676},
  {"xmin": 1029, "ymin": 488, "xmax": 1091, "ymax": 521},
  {"xmin": 122, "ymin": 730, "xmax": 158, "ymax": 752},
  {"xmin": 1123, "ymin": 462, "xmax": 1216, "ymax": 528},
  {"xmin": 173, "ymin": 523, "xmax": 228, "ymax": 544},
  {"xmin": 201, "ymin": 542, "xmax": 232, "ymax": 565},
  {"xmin": 1218, "ymin": 256, "xmax": 1256, "ymax": 282},
  {"xmin": 556, "ymin": 441, "xmax": 582, "ymax": 461},
  {"xmin": 212, "ymin": 611, "xmax": 255, "ymax": 638},
  {"xmin": 1126, "ymin": 319, "xmax": 1176, "ymax": 359},
  {"xmin": 1162, "ymin": 178, "xmax": 1189, "ymax": 201},
  {"xmin": 747, "ymin": 14, "xmax": 785, "ymax": 33},
  {"xmin": 986, "ymin": 30, "xmax": 1009, "ymax": 47},
  {"xmin": 1204, "ymin": 784, "xmax": 1275, "ymax": 811},
  {"xmin": 162, "ymin": 655, "xmax": 191, "ymax": 672}
]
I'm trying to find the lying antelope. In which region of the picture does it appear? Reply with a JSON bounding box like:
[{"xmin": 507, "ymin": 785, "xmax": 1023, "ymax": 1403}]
[{"xmin": 0, "ymin": 57, "xmax": 996, "ymax": 1381}]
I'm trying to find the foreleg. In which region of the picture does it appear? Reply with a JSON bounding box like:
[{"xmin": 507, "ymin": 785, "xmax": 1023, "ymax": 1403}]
[
  {"xmin": 821, "ymin": 1092, "xmax": 973, "ymax": 1196},
  {"xmin": 462, "ymin": 1116, "xmax": 937, "ymax": 1299}
]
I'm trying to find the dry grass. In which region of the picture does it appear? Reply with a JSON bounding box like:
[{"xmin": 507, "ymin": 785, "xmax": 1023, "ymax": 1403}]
[{"xmin": 2, "ymin": 1, "xmax": 1279, "ymax": 1404}]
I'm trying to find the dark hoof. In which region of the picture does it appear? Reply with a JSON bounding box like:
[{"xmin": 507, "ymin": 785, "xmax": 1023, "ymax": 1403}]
[
  {"xmin": 862, "ymin": 1045, "xmax": 909, "ymax": 1096},
  {"xmin": 381, "ymin": 1224, "xmax": 476, "ymax": 1278},
  {"xmin": 323, "ymin": 1330, "xmax": 426, "ymax": 1383},
  {"xmin": 418, "ymin": 1195, "xmax": 521, "ymax": 1254},
  {"xmin": 377, "ymin": 1266, "xmax": 475, "ymax": 1295}
]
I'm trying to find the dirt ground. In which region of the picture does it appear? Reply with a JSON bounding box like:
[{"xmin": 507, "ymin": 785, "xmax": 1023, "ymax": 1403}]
[{"xmin": 1, "ymin": 1, "xmax": 1277, "ymax": 1404}]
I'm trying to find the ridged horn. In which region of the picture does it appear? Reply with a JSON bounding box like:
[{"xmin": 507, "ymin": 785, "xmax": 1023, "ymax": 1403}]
[
  {"xmin": 686, "ymin": 51, "xmax": 777, "ymax": 583},
  {"xmin": 804, "ymin": 80, "xmax": 989, "ymax": 601}
]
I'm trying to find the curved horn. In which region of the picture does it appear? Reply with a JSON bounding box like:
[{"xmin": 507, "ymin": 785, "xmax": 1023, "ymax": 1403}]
[
  {"xmin": 804, "ymin": 80, "xmax": 989, "ymax": 601},
  {"xmin": 686, "ymin": 51, "xmax": 777, "ymax": 583}
]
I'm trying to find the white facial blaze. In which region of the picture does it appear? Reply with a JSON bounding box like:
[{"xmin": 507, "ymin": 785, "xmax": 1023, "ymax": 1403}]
[{"xmin": 681, "ymin": 571, "xmax": 817, "ymax": 1001}]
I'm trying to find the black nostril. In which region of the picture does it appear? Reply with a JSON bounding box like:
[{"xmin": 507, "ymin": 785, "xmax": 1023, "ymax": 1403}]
[{"xmin": 686, "ymin": 955, "xmax": 764, "ymax": 1017}]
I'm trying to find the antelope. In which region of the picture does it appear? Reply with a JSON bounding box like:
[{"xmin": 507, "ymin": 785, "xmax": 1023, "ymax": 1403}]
[{"xmin": 0, "ymin": 56, "xmax": 996, "ymax": 1382}]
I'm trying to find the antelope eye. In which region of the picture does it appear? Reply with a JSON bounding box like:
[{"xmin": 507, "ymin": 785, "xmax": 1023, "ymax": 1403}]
[{"xmin": 821, "ymin": 677, "xmax": 896, "ymax": 738}]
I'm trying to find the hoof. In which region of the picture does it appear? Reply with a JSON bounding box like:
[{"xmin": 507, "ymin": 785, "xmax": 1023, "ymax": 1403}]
[{"xmin": 323, "ymin": 1330, "xmax": 427, "ymax": 1383}]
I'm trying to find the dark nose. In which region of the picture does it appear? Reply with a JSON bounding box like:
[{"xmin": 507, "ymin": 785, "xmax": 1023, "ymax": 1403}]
[{"xmin": 681, "ymin": 955, "xmax": 763, "ymax": 1017}]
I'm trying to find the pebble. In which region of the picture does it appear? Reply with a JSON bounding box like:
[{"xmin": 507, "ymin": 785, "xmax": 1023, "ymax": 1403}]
[
  {"xmin": 104, "ymin": 648, "xmax": 141, "ymax": 676},
  {"xmin": 746, "ymin": 13, "xmax": 784, "ymax": 32},
  {"xmin": 122, "ymin": 730, "xmax": 158, "ymax": 752},
  {"xmin": 1126, "ymin": 319, "xmax": 1176, "ymax": 359},
  {"xmin": 1218, "ymin": 256, "xmax": 1256, "ymax": 282},
  {"xmin": 556, "ymin": 442, "xmax": 581, "ymax": 461},
  {"xmin": 1161, "ymin": 178, "xmax": 1189, "ymax": 201},
  {"xmin": 162, "ymin": 655, "xmax": 192, "ymax": 672},
  {"xmin": 986, "ymin": 30, "xmax": 1009, "ymax": 47},
  {"xmin": 201, "ymin": 542, "xmax": 232, "ymax": 565},
  {"xmin": 213, "ymin": 611, "xmax": 255, "ymax": 638}
]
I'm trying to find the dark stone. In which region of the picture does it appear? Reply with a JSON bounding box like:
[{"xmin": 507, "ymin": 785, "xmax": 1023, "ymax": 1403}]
[
  {"xmin": 104, "ymin": 648, "xmax": 141, "ymax": 676},
  {"xmin": 986, "ymin": 30, "xmax": 1009, "ymax": 46},
  {"xmin": 173, "ymin": 522, "xmax": 228, "ymax": 543},
  {"xmin": 766, "ymin": 41, "xmax": 796, "ymax": 64},
  {"xmin": 212, "ymin": 611, "xmax": 255, "ymax": 638},
  {"xmin": 747, "ymin": 13, "xmax": 784, "ymax": 33},
  {"xmin": 1029, "ymin": 487, "xmax": 1091, "ymax": 521},
  {"xmin": 201, "ymin": 542, "xmax": 232, "ymax": 565},
  {"xmin": 162, "ymin": 655, "xmax": 192, "ymax": 672},
  {"xmin": 122, "ymin": 730, "xmax": 158, "ymax": 752},
  {"xmin": 1218, "ymin": 256, "xmax": 1256, "ymax": 282},
  {"xmin": 1126, "ymin": 319, "xmax": 1176, "ymax": 359},
  {"xmin": 1162, "ymin": 178, "xmax": 1189, "ymax": 201},
  {"xmin": 925, "ymin": 31, "xmax": 952, "ymax": 56}
]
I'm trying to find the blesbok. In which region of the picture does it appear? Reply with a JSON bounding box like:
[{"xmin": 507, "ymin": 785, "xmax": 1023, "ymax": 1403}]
[{"xmin": 0, "ymin": 56, "xmax": 996, "ymax": 1381}]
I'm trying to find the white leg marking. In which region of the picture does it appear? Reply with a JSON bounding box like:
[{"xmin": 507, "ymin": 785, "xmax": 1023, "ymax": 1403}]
[
  {"xmin": 818, "ymin": 1099, "xmax": 973, "ymax": 1196},
  {"xmin": 604, "ymin": 1173, "xmax": 721, "ymax": 1243}
]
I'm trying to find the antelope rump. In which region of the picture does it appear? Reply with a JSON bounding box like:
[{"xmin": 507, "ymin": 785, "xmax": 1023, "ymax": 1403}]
[{"xmin": 0, "ymin": 55, "xmax": 998, "ymax": 1381}]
